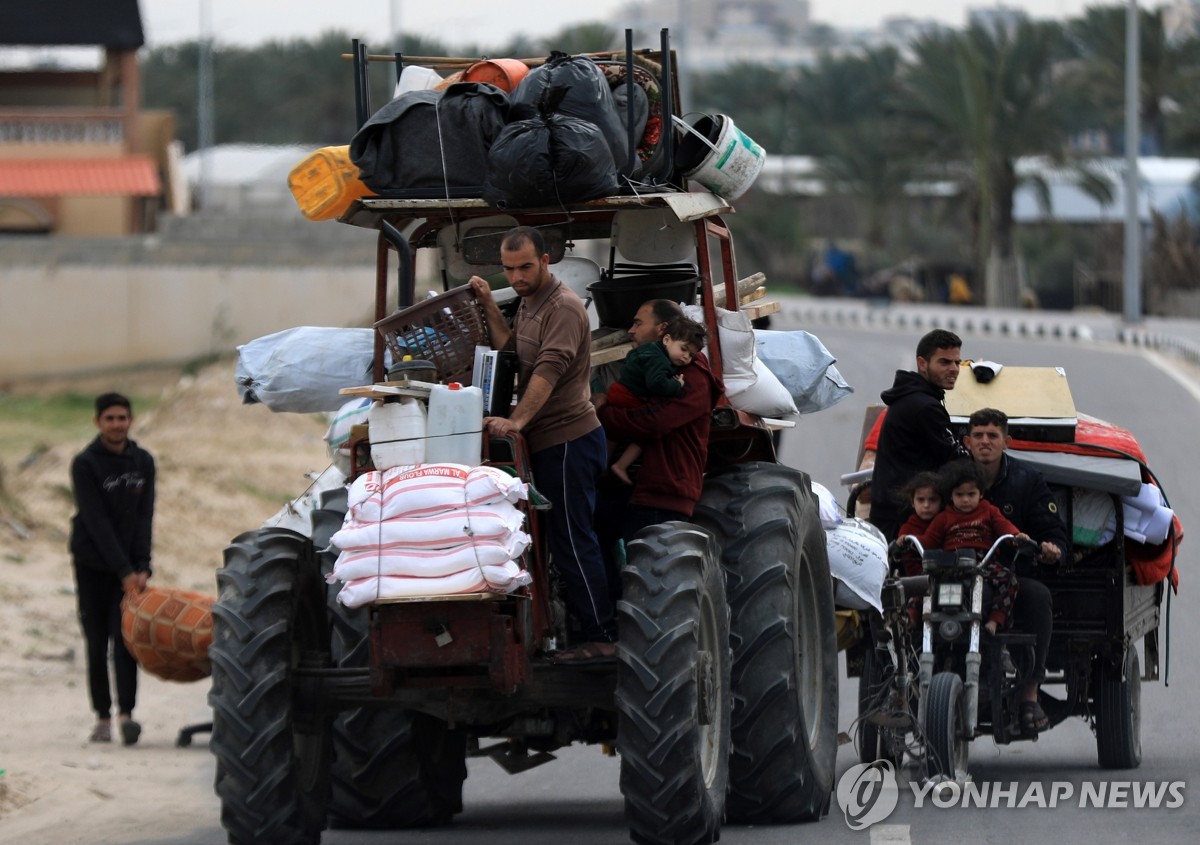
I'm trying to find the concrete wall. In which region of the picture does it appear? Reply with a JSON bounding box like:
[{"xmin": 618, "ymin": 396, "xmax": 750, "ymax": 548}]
[
  {"xmin": 0, "ymin": 209, "xmax": 476, "ymax": 380},
  {"xmin": 2, "ymin": 262, "xmax": 379, "ymax": 380}
]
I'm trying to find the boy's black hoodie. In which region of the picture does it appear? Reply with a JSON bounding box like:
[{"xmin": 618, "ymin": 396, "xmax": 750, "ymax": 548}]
[{"xmin": 70, "ymin": 437, "xmax": 155, "ymax": 580}]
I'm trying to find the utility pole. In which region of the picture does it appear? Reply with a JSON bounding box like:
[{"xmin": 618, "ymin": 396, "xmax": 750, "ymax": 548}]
[
  {"xmin": 391, "ymin": 0, "xmax": 402, "ymax": 53},
  {"xmin": 197, "ymin": 0, "xmax": 215, "ymax": 211},
  {"xmin": 1123, "ymin": 0, "xmax": 1142, "ymax": 323}
]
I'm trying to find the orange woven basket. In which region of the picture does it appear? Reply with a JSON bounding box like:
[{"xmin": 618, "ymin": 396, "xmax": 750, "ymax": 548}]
[
  {"xmin": 121, "ymin": 587, "xmax": 214, "ymax": 683},
  {"xmin": 374, "ymin": 284, "xmax": 491, "ymax": 386}
]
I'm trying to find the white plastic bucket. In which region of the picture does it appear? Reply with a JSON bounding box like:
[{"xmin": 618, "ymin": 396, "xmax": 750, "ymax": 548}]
[
  {"xmin": 425, "ymin": 383, "xmax": 484, "ymax": 466},
  {"xmin": 369, "ymin": 398, "xmax": 427, "ymax": 469},
  {"xmin": 673, "ymin": 113, "xmax": 765, "ymax": 202}
]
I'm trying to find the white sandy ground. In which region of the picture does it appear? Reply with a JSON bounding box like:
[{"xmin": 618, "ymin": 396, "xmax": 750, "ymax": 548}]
[{"xmin": 0, "ymin": 360, "xmax": 332, "ymax": 843}]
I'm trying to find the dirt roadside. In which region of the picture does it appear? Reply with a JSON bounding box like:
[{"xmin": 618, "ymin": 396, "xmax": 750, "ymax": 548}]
[{"xmin": 0, "ymin": 360, "xmax": 330, "ymax": 842}]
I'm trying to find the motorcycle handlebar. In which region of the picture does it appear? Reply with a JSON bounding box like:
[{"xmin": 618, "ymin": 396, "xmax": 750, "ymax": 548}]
[
  {"xmin": 889, "ymin": 534, "xmax": 926, "ymax": 558},
  {"xmin": 980, "ymin": 533, "xmax": 1040, "ymax": 567}
]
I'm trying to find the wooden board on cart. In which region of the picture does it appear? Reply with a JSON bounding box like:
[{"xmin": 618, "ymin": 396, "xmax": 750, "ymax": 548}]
[{"xmin": 945, "ymin": 365, "xmax": 1077, "ymax": 442}]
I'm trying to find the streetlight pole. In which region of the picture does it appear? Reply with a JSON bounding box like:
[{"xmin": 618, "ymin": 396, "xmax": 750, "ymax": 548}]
[
  {"xmin": 197, "ymin": 0, "xmax": 214, "ymax": 211},
  {"xmin": 1123, "ymin": 0, "xmax": 1142, "ymax": 323},
  {"xmin": 390, "ymin": 0, "xmax": 402, "ymax": 54}
]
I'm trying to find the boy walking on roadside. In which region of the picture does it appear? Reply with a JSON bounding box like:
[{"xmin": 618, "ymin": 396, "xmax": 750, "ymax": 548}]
[{"xmin": 70, "ymin": 393, "xmax": 154, "ymax": 745}]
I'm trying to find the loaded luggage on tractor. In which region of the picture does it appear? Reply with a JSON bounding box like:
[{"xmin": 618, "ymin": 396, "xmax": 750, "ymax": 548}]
[{"xmin": 210, "ymin": 30, "xmax": 844, "ymax": 845}]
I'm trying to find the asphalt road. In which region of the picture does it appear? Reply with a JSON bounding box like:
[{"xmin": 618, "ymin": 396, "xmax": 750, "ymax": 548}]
[{"xmin": 142, "ymin": 319, "xmax": 1197, "ymax": 845}]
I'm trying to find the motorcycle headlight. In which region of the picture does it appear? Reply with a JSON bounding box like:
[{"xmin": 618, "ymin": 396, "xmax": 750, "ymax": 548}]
[
  {"xmin": 939, "ymin": 619, "xmax": 963, "ymax": 641},
  {"xmin": 936, "ymin": 582, "xmax": 964, "ymax": 608}
]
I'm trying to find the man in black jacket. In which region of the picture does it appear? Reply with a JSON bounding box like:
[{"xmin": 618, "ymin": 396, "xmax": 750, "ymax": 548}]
[
  {"xmin": 870, "ymin": 329, "xmax": 968, "ymax": 539},
  {"xmin": 964, "ymin": 407, "xmax": 1069, "ymax": 565},
  {"xmin": 70, "ymin": 392, "xmax": 154, "ymax": 745},
  {"xmin": 964, "ymin": 407, "xmax": 1069, "ymax": 732}
]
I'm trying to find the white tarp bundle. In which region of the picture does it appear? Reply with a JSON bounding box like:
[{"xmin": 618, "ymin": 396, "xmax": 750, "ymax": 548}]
[
  {"xmin": 754, "ymin": 330, "xmax": 854, "ymax": 414},
  {"xmin": 236, "ymin": 327, "xmax": 389, "ymax": 413},
  {"xmin": 811, "ymin": 480, "xmax": 843, "ymax": 529},
  {"xmin": 681, "ymin": 304, "xmax": 798, "ymax": 417},
  {"xmin": 1075, "ymin": 481, "xmax": 1177, "ymax": 547},
  {"xmin": 825, "ymin": 517, "xmax": 888, "ymax": 613},
  {"xmin": 262, "ymin": 463, "xmax": 347, "ymax": 535}
]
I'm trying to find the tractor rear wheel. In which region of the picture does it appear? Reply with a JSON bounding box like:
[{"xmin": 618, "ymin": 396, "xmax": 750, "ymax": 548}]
[
  {"xmin": 617, "ymin": 523, "xmax": 730, "ymax": 845},
  {"xmin": 693, "ymin": 462, "xmax": 839, "ymax": 822}
]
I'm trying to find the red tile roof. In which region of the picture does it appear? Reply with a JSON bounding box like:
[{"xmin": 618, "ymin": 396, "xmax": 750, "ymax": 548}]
[{"xmin": 0, "ymin": 156, "xmax": 161, "ymax": 197}]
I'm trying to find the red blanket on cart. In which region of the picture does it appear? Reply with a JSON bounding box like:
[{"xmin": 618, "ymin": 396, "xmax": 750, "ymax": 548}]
[{"xmin": 864, "ymin": 411, "xmax": 1181, "ymax": 590}]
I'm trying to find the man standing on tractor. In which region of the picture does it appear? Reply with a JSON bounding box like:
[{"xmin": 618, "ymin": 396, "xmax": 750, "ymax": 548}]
[
  {"xmin": 469, "ymin": 227, "xmax": 615, "ymax": 663},
  {"xmin": 870, "ymin": 329, "xmax": 968, "ymax": 539}
]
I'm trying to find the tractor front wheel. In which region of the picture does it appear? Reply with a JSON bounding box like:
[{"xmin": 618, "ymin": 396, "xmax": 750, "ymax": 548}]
[
  {"xmin": 209, "ymin": 527, "xmax": 331, "ymax": 845},
  {"xmin": 617, "ymin": 523, "xmax": 731, "ymax": 845}
]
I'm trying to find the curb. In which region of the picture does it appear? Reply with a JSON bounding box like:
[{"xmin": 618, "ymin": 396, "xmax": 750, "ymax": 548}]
[{"xmin": 1114, "ymin": 327, "xmax": 1200, "ymax": 367}]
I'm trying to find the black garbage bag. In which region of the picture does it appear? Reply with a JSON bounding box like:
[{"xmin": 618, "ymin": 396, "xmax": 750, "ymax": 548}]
[
  {"xmin": 482, "ymin": 108, "xmax": 619, "ymax": 209},
  {"xmin": 613, "ymin": 81, "xmax": 649, "ymax": 153},
  {"xmin": 510, "ymin": 51, "xmax": 629, "ymax": 172},
  {"xmin": 349, "ymin": 82, "xmax": 509, "ymax": 192}
]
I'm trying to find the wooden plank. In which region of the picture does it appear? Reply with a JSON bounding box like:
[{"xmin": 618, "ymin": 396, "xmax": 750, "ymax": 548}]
[
  {"xmin": 944, "ymin": 366, "xmax": 1076, "ymax": 421},
  {"xmin": 855, "ymin": 404, "xmax": 885, "ymax": 469},
  {"xmin": 591, "ymin": 343, "xmax": 632, "ymax": 367},
  {"xmin": 708, "ymin": 271, "xmax": 767, "ymax": 308},
  {"xmin": 372, "ymin": 592, "xmax": 509, "ymax": 605},
  {"xmin": 590, "ymin": 327, "xmax": 630, "ymax": 350},
  {"xmin": 338, "ymin": 383, "xmax": 432, "ymax": 399},
  {"xmin": 739, "ymin": 300, "xmax": 780, "ymax": 321}
]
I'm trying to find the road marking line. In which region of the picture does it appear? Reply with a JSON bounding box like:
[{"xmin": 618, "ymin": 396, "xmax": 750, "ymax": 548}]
[{"xmin": 1143, "ymin": 350, "xmax": 1200, "ymax": 405}]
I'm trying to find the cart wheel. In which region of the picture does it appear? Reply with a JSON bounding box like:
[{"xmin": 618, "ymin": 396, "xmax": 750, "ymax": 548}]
[{"xmin": 1096, "ymin": 647, "xmax": 1142, "ymax": 769}]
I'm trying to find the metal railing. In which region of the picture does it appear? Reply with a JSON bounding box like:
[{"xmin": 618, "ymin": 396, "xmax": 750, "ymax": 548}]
[{"xmin": 0, "ymin": 109, "xmax": 125, "ymax": 144}]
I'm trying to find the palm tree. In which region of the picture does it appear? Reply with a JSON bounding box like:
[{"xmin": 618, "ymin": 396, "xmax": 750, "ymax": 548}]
[
  {"xmin": 898, "ymin": 19, "xmax": 1101, "ymax": 306},
  {"xmin": 795, "ymin": 48, "xmax": 914, "ymax": 249},
  {"xmin": 536, "ymin": 23, "xmax": 621, "ymax": 56},
  {"xmin": 1065, "ymin": 5, "xmax": 1200, "ymax": 155},
  {"xmin": 688, "ymin": 62, "xmax": 797, "ymax": 154}
]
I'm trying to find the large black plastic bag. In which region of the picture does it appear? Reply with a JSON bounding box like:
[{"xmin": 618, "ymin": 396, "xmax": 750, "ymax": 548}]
[
  {"xmin": 483, "ymin": 110, "xmax": 619, "ymax": 209},
  {"xmin": 510, "ymin": 52, "xmax": 629, "ymax": 172},
  {"xmin": 350, "ymin": 82, "xmax": 509, "ymax": 191}
]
